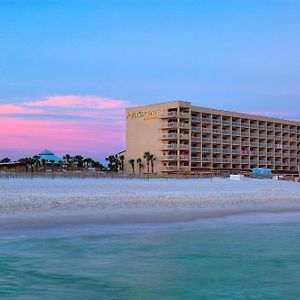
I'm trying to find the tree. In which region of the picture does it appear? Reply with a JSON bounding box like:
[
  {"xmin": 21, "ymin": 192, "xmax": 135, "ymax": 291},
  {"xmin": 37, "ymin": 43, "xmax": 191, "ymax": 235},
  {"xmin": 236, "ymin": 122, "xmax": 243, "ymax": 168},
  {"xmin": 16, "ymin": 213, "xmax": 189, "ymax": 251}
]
[
  {"xmin": 63, "ymin": 154, "xmax": 73, "ymax": 171},
  {"xmin": 136, "ymin": 158, "xmax": 143, "ymax": 175},
  {"xmin": 150, "ymin": 155, "xmax": 156, "ymax": 173},
  {"xmin": 119, "ymin": 155, "xmax": 125, "ymax": 173},
  {"xmin": 83, "ymin": 158, "xmax": 94, "ymax": 168},
  {"xmin": 0, "ymin": 157, "xmax": 11, "ymax": 163},
  {"xmin": 41, "ymin": 159, "xmax": 47, "ymax": 172},
  {"xmin": 128, "ymin": 159, "xmax": 135, "ymax": 174},
  {"xmin": 74, "ymin": 155, "xmax": 84, "ymax": 168},
  {"xmin": 93, "ymin": 161, "xmax": 106, "ymax": 171},
  {"xmin": 33, "ymin": 155, "xmax": 40, "ymax": 172},
  {"xmin": 106, "ymin": 155, "xmax": 119, "ymax": 171},
  {"xmin": 27, "ymin": 157, "xmax": 35, "ymax": 172},
  {"xmin": 18, "ymin": 158, "xmax": 29, "ymax": 172},
  {"xmin": 143, "ymin": 152, "xmax": 152, "ymax": 173},
  {"xmin": 58, "ymin": 160, "xmax": 63, "ymax": 172},
  {"xmin": 50, "ymin": 160, "xmax": 55, "ymax": 173}
]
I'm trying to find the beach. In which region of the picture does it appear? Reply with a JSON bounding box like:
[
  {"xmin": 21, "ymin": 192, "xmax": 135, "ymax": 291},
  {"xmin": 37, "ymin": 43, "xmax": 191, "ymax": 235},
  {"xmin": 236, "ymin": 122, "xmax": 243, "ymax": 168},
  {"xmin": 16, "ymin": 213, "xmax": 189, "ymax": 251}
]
[
  {"xmin": 1, "ymin": 177, "xmax": 300, "ymax": 226},
  {"xmin": 1, "ymin": 177, "xmax": 300, "ymax": 299}
]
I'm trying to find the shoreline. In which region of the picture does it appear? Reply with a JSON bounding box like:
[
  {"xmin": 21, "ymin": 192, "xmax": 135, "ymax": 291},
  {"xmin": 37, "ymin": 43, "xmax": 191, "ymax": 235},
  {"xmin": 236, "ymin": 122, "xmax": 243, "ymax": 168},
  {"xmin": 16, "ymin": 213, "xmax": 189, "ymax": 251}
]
[{"xmin": 2, "ymin": 205, "xmax": 300, "ymax": 229}]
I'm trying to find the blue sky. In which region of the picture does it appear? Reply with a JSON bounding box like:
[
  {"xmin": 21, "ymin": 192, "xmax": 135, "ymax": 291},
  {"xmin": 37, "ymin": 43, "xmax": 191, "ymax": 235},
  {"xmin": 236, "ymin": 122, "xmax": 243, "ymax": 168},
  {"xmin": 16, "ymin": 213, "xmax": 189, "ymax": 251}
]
[{"xmin": 0, "ymin": 0, "xmax": 299, "ymax": 159}]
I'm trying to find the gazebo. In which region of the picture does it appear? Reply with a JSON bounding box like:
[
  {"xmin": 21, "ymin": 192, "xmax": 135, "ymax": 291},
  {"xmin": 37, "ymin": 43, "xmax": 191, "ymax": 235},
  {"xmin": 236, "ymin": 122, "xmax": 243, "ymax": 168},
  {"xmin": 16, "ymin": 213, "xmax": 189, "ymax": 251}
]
[{"xmin": 38, "ymin": 150, "xmax": 63, "ymax": 164}]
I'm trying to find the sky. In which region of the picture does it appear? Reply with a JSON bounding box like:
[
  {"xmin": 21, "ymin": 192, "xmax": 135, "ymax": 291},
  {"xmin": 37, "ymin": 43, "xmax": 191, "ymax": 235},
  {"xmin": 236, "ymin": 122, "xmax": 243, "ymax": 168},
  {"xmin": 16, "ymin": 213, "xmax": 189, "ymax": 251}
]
[{"xmin": 0, "ymin": 0, "xmax": 299, "ymax": 162}]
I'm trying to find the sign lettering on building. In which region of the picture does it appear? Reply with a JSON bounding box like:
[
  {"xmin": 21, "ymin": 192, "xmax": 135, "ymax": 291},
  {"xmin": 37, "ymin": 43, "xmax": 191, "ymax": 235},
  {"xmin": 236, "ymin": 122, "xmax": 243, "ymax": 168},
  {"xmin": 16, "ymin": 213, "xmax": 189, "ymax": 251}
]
[{"xmin": 126, "ymin": 108, "xmax": 159, "ymax": 120}]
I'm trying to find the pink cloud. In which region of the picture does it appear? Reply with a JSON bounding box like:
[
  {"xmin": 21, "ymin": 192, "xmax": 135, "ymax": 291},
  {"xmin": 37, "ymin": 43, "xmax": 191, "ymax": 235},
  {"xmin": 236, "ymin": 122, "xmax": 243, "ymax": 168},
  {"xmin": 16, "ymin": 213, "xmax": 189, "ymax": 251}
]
[
  {"xmin": 25, "ymin": 95, "xmax": 131, "ymax": 109},
  {"xmin": 0, "ymin": 104, "xmax": 43, "ymax": 115},
  {"xmin": 0, "ymin": 95, "xmax": 130, "ymax": 160},
  {"xmin": 0, "ymin": 117, "xmax": 125, "ymax": 160}
]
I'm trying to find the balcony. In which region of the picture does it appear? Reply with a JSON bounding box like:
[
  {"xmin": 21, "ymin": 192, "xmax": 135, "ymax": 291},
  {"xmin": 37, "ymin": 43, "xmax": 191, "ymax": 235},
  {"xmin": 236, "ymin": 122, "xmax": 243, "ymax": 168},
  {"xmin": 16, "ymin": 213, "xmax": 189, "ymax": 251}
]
[
  {"xmin": 222, "ymin": 120, "xmax": 231, "ymax": 126},
  {"xmin": 232, "ymin": 159, "xmax": 241, "ymax": 164},
  {"xmin": 212, "ymin": 119, "xmax": 221, "ymax": 125},
  {"xmin": 161, "ymin": 133, "xmax": 190, "ymax": 140},
  {"xmin": 180, "ymin": 123, "xmax": 190, "ymax": 129},
  {"xmin": 212, "ymin": 138, "xmax": 222, "ymax": 143},
  {"xmin": 232, "ymin": 131, "xmax": 240, "ymax": 136},
  {"xmin": 158, "ymin": 111, "xmax": 178, "ymax": 118},
  {"xmin": 161, "ymin": 133, "xmax": 178, "ymax": 140},
  {"xmin": 160, "ymin": 155, "xmax": 178, "ymax": 161},
  {"xmin": 223, "ymin": 158, "xmax": 232, "ymax": 163},
  {"xmin": 158, "ymin": 111, "xmax": 190, "ymax": 118},
  {"xmin": 191, "ymin": 147, "xmax": 202, "ymax": 152},
  {"xmin": 222, "ymin": 130, "xmax": 231, "ymax": 135},
  {"xmin": 222, "ymin": 140, "xmax": 231, "ymax": 145},
  {"xmin": 191, "ymin": 116, "xmax": 202, "ymax": 122},
  {"xmin": 179, "ymin": 134, "xmax": 190, "ymax": 140},
  {"xmin": 160, "ymin": 122, "xmax": 178, "ymax": 129},
  {"xmin": 191, "ymin": 126, "xmax": 201, "ymax": 132},
  {"xmin": 212, "ymin": 148, "xmax": 222, "ymax": 153},
  {"xmin": 201, "ymin": 117, "xmax": 211, "ymax": 123},
  {"xmin": 212, "ymin": 129, "xmax": 222, "ymax": 134},
  {"xmin": 160, "ymin": 144, "xmax": 189, "ymax": 150},
  {"xmin": 179, "ymin": 155, "xmax": 190, "ymax": 161},
  {"xmin": 162, "ymin": 166, "xmax": 190, "ymax": 172},
  {"xmin": 191, "ymin": 157, "xmax": 201, "ymax": 162}
]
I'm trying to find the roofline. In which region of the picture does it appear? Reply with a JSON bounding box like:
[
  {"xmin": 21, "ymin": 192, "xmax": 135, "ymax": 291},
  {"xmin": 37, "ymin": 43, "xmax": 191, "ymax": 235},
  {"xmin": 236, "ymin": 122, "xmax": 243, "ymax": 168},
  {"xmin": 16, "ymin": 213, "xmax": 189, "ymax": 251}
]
[{"xmin": 125, "ymin": 100, "xmax": 300, "ymax": 125}]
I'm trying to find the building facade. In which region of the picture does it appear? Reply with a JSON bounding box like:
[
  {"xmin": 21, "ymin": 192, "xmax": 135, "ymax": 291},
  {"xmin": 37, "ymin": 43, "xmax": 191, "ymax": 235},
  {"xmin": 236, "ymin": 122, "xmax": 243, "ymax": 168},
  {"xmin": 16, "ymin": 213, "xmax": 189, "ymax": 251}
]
[{"xmin": 124, "ymin": 101, "xmax": 300, "ymax": 174}]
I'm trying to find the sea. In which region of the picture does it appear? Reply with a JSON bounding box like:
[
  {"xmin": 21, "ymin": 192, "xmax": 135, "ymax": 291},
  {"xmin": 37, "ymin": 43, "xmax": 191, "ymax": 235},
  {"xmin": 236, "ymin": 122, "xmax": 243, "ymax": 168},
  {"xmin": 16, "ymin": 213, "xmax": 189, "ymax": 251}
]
[{"xmin": 1, "ymin": 212, "xmax": 300, "ymax": 300}]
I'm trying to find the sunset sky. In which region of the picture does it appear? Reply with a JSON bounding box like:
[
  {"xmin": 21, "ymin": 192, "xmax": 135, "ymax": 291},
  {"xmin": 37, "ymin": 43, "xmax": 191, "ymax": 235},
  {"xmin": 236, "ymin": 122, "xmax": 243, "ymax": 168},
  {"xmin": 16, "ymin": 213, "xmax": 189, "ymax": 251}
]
[{"xmin": 1, "ymin": 0, "xmax": 300, "ymax": 162}]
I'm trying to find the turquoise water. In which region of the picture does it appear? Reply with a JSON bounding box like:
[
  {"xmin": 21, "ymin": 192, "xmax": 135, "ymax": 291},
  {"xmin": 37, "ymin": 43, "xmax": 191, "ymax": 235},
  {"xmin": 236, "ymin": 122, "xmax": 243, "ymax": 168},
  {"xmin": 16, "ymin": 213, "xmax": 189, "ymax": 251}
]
[{"xmin": 1, "ymin": 213, "xmax": 300, "ymax": 300}]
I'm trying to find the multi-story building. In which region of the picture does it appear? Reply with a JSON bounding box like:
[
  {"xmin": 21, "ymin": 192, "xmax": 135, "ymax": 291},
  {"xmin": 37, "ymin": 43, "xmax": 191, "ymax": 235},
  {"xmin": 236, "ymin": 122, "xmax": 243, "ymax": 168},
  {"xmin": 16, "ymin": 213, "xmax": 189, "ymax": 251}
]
[{"xmin": 124, "ymin": 101, "xmax": 300, "ymax": 174}]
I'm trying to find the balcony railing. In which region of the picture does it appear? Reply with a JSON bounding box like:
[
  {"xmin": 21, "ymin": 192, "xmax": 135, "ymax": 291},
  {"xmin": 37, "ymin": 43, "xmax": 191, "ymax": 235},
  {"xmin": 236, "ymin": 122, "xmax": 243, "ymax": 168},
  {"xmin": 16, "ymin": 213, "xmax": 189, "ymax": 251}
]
[
  {"xmin": 158, "ymin": 112, "xmax": 190, "ymax": 118},
  {"xmin": 162, "ymin": 166, "xmax": 190, "ymax": 172},
  {"xmin": 161, "ymin": 133, "xmax": 190, "ymax": 140},
  {"xmin": 191, "ymin": 126, "xmax": 201, "ymax": 132},
  {"xmin": 160, "ymin": 144, "xmax": 189, "ymax": 150},
  {"xmin": 161, "ymin": 133, "xmax": 178, "ymax": 139}
]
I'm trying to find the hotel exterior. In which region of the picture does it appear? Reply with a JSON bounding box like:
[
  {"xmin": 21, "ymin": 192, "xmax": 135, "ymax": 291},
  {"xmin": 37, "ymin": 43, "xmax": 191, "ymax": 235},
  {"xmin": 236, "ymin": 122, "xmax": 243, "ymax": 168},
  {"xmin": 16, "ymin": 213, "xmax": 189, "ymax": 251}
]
[{"xmin": 124, "ymin": 101, "xmax": 300, "ymax": 175}]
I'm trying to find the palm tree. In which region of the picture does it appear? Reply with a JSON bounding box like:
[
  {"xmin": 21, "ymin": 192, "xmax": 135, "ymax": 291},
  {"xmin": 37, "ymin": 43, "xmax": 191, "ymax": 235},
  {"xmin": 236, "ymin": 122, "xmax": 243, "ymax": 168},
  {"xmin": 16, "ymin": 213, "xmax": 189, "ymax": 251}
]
[
  {"xmin": 128, "ymin": 159, "xmax": 135, "ymax": 174},
  {"xmin": 50, "ymin": 160, "xmax": 55, "ymax": 173},
  {"xmin": 74, "ymin": 155, "xmax": 84, "ymax": 168},
  {"xmin": 33, "ymin": 155, "xmax": 40, "ymax": 172},
  {"xmin": 119, "ymin": 155, "xmax": 125, "ymax": 174},
  {"xmin": 63, "ymin": 154, "xmax": 73, "ymax": 171},
  {"xmin": 93, "ymin": 161, "xmax": 106, "ymax": 171},
  {"xmin": 58, "ymin": 160, "xmax": 63, "ymax": 172},
  {"xmin": 18, "ymin": 158, "xmax": 29, "ymax": 172},
  {"xmin": 41, "ymin": 159, "xmax": 47, "ymax": 172},
  {"xmin": 143, "ymin": 152, "xmax": 152, "ymax": 173},
  {"xmin": 27, "ymin": 157, "xmax": 35, "ymax": 172},
  {"xmin": 83, "ymin": 158, "xmax": 94, "ymax": 168},
  {"xmin": 150, "ymin": 155, "xmax": 156, "ymax": 173},
  {"xmin": 136, "ymin": 158, "xmax": 143, "ymax": 175},
  {"xmin": 106, "ymin": 155, "xmax": 118, "ymax": 171},
  {"xmin": 0, "ymin": 157, "xmax": 11, "ymax": 163}
]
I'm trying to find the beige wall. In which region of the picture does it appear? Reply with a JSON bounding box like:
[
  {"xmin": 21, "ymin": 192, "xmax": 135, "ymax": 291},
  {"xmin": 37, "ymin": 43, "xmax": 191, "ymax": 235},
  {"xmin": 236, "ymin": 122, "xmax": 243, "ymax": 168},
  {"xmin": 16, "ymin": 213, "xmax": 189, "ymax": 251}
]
[
  {"xmin": 124, "ymin": 102, "xmax": 188, "ymax": 174},
  {"xmin": 124, "ymin": 104, "xmax": 161, "ymax": 174}
]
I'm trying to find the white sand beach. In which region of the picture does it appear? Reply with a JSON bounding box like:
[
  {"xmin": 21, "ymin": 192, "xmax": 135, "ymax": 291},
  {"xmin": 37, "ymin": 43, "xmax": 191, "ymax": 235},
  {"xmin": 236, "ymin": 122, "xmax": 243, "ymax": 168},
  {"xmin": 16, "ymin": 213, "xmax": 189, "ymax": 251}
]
[{"xmin": 0, "ymin": 177, "xmax": 300, "ymax": 226}]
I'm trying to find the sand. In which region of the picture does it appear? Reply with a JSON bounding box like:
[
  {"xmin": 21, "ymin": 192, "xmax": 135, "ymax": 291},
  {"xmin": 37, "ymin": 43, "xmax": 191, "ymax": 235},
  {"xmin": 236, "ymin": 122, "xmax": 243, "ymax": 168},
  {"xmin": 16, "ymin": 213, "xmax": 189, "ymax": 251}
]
[{"xmin": 0, "ymin": 177, "xmax": 300, "ymax": 226}]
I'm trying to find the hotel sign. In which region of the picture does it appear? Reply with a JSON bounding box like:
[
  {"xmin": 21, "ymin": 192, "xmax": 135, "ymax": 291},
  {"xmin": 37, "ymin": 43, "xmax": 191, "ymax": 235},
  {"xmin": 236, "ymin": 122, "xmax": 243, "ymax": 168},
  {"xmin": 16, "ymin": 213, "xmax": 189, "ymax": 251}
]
[{"xmin": 126, "ymin": 108, "xmax": 159, "ymax": 120}]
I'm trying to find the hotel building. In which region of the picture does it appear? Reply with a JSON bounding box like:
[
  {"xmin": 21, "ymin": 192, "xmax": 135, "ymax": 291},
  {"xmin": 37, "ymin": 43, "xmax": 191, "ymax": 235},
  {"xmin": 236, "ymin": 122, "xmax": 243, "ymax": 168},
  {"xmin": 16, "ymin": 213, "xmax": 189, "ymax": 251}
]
[{"xmin": 124, "ymin": 101, "xmax": 300, "ymax": 174}]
